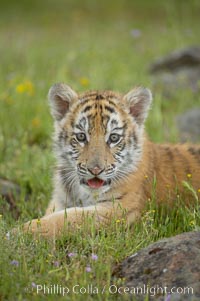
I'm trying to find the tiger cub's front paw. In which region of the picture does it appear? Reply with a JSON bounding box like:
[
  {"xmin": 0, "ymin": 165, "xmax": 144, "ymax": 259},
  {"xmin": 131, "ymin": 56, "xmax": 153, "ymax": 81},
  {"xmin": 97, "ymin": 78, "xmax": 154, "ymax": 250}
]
[{"xmin": 11, "ymin": 217, "xmax": 54, "ymax": 238}]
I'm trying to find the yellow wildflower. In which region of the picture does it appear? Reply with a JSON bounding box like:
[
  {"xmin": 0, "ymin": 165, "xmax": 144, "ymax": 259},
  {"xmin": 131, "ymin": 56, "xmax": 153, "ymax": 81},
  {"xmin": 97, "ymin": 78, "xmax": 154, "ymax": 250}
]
[
  {"xmin": 80, "ymin": 77, "xmax": 90, "ymax": 87},
  {"xmin": 36, "ymin": 219, "xmax": 41, "ymax": 225},
  {"xmin": 116, "ymin": 218, "xmax": 125, "ymax": 223},
  {"xmin": 144, "ymin": 175, "xmax": 148, "ymax": 179},
  {"xmin": 16, "ymin": 80, "xmax": 34, "ymax": 96},
  {"xmin": 187, "ymin": 173, "xmax": 192, "ymax": 178},
  {"xmin": 16, "ymin": 84, "xmax": 25, "ymax": 94},
  {"xmin": 198, "ymin": 189, "xmax": 200, "ymax": 193}
]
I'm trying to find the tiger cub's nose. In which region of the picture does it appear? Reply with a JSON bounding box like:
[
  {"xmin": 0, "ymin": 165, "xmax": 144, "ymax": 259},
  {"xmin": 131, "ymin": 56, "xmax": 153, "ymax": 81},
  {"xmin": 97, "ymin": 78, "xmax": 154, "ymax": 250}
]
[{"xmin": 88, "ymin": 166, "xmax": 104, "ymax": 176}]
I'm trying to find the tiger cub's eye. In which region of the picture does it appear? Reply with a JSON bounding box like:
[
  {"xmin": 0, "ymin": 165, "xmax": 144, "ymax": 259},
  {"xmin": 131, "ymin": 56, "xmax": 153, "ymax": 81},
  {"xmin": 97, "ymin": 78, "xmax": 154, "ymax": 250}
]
[
  {"xmin": 109, "ymin": 133, "xmax": 121, "ymax": 144},
  {"xmin": 76, "ymin": 133, "xmax": 87, "ymax": 142}
]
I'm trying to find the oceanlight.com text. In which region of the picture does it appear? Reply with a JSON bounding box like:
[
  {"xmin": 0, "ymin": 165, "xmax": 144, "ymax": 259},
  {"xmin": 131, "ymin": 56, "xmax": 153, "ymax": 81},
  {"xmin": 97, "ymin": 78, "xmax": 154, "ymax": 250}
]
[{"xmin": 29, "ymin": 283, "xmax": 194, "ymax": 297}]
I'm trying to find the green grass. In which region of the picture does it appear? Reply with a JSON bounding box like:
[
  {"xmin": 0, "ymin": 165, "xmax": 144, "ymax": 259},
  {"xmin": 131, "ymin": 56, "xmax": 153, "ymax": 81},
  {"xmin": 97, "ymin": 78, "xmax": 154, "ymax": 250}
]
[{"xmin": 0, "ymin": 0, "xmax": 200, "ymax": 300}]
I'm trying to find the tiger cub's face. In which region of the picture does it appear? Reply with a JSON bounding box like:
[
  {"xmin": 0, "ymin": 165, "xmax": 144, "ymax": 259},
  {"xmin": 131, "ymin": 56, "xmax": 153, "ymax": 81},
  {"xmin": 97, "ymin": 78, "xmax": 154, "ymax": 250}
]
[{"xmin": 49, "ymin": 83, "xmax": 152, "ymax": 193}]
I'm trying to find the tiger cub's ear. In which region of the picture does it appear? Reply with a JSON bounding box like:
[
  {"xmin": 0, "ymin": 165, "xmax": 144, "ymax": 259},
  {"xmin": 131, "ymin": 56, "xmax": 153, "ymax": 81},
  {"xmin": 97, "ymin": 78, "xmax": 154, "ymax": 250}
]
[
  {"xmin": 123, "ymin": 87, "xmax": 152, "ymax": 125},
  {"xmin": 48, "ymin": 83, "xmax": 78, "ymax": 121}
]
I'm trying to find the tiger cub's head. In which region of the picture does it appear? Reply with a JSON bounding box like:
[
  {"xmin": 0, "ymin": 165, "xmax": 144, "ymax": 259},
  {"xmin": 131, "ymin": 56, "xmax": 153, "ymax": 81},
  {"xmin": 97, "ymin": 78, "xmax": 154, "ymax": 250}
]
[{"xmin": 49, "ymin": 83, "xmax": 152, "ymax": 193}]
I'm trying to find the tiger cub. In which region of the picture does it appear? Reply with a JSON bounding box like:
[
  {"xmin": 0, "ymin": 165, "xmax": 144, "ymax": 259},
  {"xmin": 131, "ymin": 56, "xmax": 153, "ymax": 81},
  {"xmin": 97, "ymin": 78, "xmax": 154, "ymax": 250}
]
[{"xmin": 22, "ymin": 83, "xmax": 200, "ymax": 237}]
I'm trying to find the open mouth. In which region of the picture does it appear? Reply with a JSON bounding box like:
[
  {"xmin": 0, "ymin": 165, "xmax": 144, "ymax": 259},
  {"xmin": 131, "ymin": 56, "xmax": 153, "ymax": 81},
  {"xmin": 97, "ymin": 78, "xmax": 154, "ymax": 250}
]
[
  {"xmin": 87, "ymin": 177, "xmax": 104, "ymax": 189},
  {"xmin": 81, "ymin": 177, "xmax": 111, "ymax": 189}
]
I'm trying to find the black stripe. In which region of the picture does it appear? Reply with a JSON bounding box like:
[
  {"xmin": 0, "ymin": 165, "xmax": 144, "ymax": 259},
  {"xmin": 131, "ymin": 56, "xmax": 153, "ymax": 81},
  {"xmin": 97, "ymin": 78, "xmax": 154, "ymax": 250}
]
[
  {"xmin": 115, "ymin": 126, "xmax": 125, "ymax": 130},
  {"xmin": 98, "ymin": 194, "xmax": 126, "ymax": 203},
  {"xmin": 119, "ymin": 142, "xmax": 126, "ymax": 152},
  {"xmin": 75, "ymin": 124, "xmax": 83, "ymax": 131},
  {"xmin": 115, "ymin": 151, "xmax": 124, "ymax": 159},
  {"xmin": 70, "ymin": 138, "xmax": 78, "ymax": 147},
  {"xmin": 111, "ymin": 119, "xmax": 118, "ymax": 126},
  {"xmin": 96, "ymin": 94, "xmax": 104, "ymax": 100},
  {"xmin": 107, "ymin": 100, "xmax": 118, "ymax": 108},
  {"xmin": 83, "ymin": 105, "xmax": 92, "ymax": 113},
  {"xmin": 105, "ymin": 105, "xmax": 115, "ymax": 113}
]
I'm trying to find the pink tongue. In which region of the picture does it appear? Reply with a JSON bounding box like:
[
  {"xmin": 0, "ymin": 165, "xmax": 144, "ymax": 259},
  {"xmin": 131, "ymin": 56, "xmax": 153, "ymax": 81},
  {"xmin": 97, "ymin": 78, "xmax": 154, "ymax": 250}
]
[{"xmin": 87, "ymin": 178, "xmax": 104, "ymax": 189}]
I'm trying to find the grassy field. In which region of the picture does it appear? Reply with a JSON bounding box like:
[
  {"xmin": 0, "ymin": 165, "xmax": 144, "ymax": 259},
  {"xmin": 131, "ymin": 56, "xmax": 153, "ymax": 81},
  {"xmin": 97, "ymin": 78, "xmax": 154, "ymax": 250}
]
[{"xmin": 0, "ymin": 0, "xmax": 200, "ymax": 300}]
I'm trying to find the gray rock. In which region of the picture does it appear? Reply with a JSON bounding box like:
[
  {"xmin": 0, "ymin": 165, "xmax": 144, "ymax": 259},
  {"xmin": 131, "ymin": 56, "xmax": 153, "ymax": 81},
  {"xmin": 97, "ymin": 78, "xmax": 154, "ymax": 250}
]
[
  {"xmin": 149, "ymin": 46, "xmax": 200, "ymax": 96},
  {"xmin": 113, "ymin": 231, "xmax": 200, "ymax": 301},
  {"xmin": 176, "ymin": 109, "xmax": 200, "ymax": 142},
  {"xmin": 150, "ymin": 46, "xmax": 200, "ymax": 73}
]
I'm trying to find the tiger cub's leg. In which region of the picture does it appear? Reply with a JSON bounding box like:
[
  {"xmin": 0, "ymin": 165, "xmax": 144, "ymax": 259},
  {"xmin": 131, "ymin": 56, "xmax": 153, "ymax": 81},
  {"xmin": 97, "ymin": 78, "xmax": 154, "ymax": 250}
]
[{"xmin": 22, "ymin": 202, "xmax": 123, "ymax": 238}]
